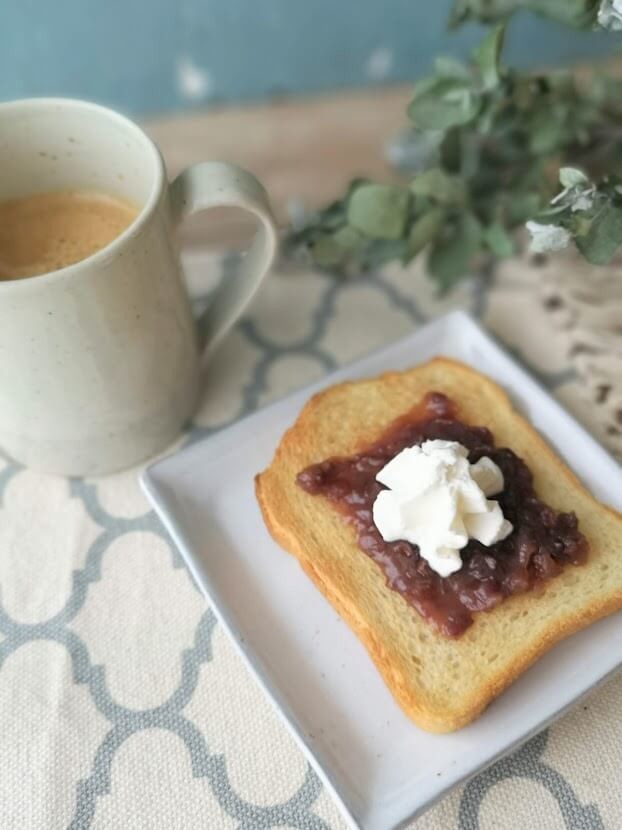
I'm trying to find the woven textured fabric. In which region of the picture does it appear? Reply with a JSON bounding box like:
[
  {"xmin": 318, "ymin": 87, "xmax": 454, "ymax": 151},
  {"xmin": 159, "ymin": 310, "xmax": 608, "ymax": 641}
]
[{"xmin": 0, "ymin": 252, "xmax": 619, "ymax": 829}]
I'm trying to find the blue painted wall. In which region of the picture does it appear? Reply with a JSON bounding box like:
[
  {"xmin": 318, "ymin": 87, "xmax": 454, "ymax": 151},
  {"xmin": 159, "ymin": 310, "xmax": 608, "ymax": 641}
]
[{"xmin": 0, "ymin": 1, "xmax": 614, "ymax": 115}]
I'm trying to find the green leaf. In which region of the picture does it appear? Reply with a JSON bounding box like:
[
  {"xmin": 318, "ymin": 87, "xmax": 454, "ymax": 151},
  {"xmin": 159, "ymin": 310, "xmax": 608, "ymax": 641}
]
[
  {"xmin": 528, "ymin": 106, "xmax": 569, "ymax": 155},
  {"xmin": 448, "ymin": 0, "xmax": 472, "ymax": 27},
  {"xmin": 576, "ymin": 203, "xmax": 622, "ymax": 264},
  {"xmin": 347, "ymin": 184, "xmax": 411, "ymax": 240},
  {"xmin": 434, "ymin": 56, "xmax": 471, "ymax": 79},
  {"xmin": 533, "ymin": 204, "xmax": 571, "ymax": 222},
  {"xmin": 449, "ymin": 0, "xmax": 522, "ymax": 27},
  {"xmin": 559, "ymin": 167, "xmax": 589, "ymax": 189},
  {"xmin": 358, "ymin": 239, "xmax": 409, "ymax": 270},
  {"xmin": 473, "ymin": 24, "xmax": 506, "ymax": 90},
  {"xmin": 427, "ymin": 213, "xmax": 482, "ymax": 291},
  {"xmin": 308, "ymin": 226, "xmax": 363, "ymax": 268},
  {"xmin": 312, "ymin": 198, "xmax": 348, "ymax": 231},
  {"xmin": 570, "ymin": 214, "xmax": 593, "ymax": 237},
  {"xmin": 411, "ymin": 168, "xmax": 466, "ymax": 204},
  {"xmin": 439, "ymin": 128, "xmax": 462, "ymax": 173},
  {"xmin": 408, "ymin": 78, "xmax": 481, "ymax": 130},
  {"xmin": 483, "ymin": 222, "xmax": 515, "ymax": 257},
  {"xmin": 505, "ymin": 192, "xmax": 543, "ymax": 224},
  {"xmin": 449, "ymin": 0, "xmax": 597, "ymax": 27},
  {"xmin": 526, "ymin": 0, "xmax": 599, "ymax": 29},
  {"xmin": 404, "ymin": 207, "xmax": 446, "ymax": 262},
  {"xmin": 332, "ymin": 226, "xmax": 362, "ymax": 250},
  {"xmin": 310, "ymin": 234, "xmax": 345, "ymax": 267}
]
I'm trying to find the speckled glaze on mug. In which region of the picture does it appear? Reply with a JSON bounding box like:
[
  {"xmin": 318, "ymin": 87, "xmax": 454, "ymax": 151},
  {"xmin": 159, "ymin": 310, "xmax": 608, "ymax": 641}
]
[{"xmin": 0, "ymin": 98, "xmax": 277, "ymax": 476}]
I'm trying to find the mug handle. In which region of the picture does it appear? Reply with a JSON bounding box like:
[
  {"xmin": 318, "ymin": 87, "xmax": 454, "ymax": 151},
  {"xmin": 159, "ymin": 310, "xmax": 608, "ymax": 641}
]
[{"xmin": 169, "ymin": 161, "xmax": 278, "ymax": 362}]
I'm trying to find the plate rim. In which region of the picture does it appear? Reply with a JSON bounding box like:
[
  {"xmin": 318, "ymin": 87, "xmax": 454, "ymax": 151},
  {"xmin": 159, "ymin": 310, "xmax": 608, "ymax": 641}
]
[{"xmin": 141, "ymin": 309, "xmax": 621, "ymax": 830}]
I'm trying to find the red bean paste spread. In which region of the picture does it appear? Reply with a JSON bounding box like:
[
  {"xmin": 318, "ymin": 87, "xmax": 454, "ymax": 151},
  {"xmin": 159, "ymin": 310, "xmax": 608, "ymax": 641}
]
[{"xmin": 297, "ymin": 392, "xmax": 588, "ymax": 637}]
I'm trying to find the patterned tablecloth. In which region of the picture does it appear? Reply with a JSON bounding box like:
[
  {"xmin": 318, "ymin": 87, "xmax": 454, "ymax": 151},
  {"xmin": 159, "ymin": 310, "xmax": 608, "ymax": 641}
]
[{"xmin": 1, "ymin": 250, "xmax": 620, "ymax": 830}]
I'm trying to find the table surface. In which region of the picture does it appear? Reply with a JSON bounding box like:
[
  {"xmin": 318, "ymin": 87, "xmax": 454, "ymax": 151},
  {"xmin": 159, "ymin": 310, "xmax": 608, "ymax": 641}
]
[
  {"xmin": 1, "ymin": 89, "xmax": 620, "ymax": 830},
  {"xmin": 145, "ymin": 85, "xmax": 410, "ymax": 250}
]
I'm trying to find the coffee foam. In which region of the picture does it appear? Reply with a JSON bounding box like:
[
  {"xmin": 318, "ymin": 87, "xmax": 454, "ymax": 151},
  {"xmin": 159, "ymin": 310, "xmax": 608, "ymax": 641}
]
[{"xmin": 0, "ymin": 190, "xmax": 139, "ymax": 280}]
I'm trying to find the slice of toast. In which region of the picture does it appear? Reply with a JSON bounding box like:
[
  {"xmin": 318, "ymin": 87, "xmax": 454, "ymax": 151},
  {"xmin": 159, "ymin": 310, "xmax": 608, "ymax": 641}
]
[{"xmin": 255, "ymin": 357, "xmax": 622, "ymax": 732}]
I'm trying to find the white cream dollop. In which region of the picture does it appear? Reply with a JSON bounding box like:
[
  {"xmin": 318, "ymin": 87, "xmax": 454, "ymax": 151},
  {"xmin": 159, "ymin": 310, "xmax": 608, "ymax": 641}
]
[{"xmin": 372, "ymin": 439, "xmax": 513, "ymax": 578}]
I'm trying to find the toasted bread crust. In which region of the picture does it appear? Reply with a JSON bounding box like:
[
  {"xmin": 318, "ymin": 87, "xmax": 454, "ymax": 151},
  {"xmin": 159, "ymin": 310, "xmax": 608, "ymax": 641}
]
[{"xmin": 256, "ymin": 357, "xmax": 622, "ymax": 732}]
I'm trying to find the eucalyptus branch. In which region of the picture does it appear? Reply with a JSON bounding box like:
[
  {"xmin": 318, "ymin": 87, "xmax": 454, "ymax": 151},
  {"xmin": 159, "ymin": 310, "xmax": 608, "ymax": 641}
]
[
  {"xmin": 288, "ymin": 6, "xmax": 622, "ymax": 289},
  {"xmin": 449, "ymin": 0, "xmax": 622, "ymax": 31},
  {"xmin": 527, "ymin": 168, "xmax": 622, "ymax": 262}
]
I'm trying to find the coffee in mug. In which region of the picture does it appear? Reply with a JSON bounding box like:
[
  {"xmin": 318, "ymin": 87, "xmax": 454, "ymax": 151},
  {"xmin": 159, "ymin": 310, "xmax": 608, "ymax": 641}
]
[{"xmin": 0, "ymin": 189, "xmax": 139, "ymax": 280}]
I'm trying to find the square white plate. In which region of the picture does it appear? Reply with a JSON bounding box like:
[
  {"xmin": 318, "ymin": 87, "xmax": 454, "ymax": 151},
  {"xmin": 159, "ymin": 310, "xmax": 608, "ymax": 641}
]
[{"xmin": 141, "ymin": 311, "xmax": 622, "ymax": 830}]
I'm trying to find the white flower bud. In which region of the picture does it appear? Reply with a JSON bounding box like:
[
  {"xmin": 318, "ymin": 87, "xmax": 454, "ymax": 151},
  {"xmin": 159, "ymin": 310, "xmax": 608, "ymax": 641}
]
[
  {"xmin": 526, "ymin": 221, "xmax": 572, "ymax": 254},
  {"xmin": 551, "ymin": 168, "xmax": 596, "ymax": 213},
  {"xmin": 598, "ymin": 0, "xmax": 622, "ymax": 30}
]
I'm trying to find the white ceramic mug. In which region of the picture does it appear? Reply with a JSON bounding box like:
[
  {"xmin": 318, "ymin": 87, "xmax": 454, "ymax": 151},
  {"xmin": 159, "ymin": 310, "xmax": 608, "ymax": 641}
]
[{"xmin": 0, "ymin": 98, "xmax": 278, "ymax": 476}]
